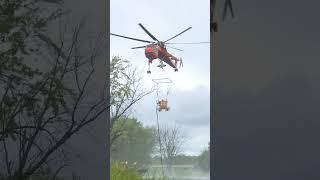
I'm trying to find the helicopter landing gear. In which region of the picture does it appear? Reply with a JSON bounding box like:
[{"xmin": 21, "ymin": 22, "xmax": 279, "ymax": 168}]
[
  {"xmin": 147, "ymin": 61, "xmax": 151, "ymax": 74},
  {"xmin": 174, "ymin": 68, "xmax": 178, "ymax": 72},
  {"xmin": 158, "ymin": 64, "xmax": 166, "ymax": 69},
  {"xmin": 157, "ymin": 61, "xmax": 166, "ymax": 69}
]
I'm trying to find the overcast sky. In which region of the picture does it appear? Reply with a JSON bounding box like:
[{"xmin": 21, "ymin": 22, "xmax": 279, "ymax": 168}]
[{"xmin": 110, "ymin": 0, "xmax": 210, "ymax": 155}]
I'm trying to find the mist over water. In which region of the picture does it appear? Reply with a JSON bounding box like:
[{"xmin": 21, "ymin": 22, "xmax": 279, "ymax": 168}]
[{"xmin": 144, "ymin": 165, "xmax": 210, "ymax": 180}]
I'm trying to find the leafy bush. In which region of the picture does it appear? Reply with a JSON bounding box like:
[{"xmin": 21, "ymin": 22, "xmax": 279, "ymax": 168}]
[
  {"xmin": 111, "ymin": 117, "xmax": 154, "ymax": 167},
  {"xmin": 110, "ymin": 161, "xmax": 143, "ymax": 180}
]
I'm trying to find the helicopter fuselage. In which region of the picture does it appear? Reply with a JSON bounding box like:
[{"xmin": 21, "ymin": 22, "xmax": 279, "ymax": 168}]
[{"xmin": 145, "ymin": 44, "xmax": 179, "ymax": 69}]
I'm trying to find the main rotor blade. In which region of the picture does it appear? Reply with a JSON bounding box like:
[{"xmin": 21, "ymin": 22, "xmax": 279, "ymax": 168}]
[
  {"xmin": 166, "ymin": 45, "xmax": 183, "ymax": 51},
  {"xmin": 222, "ymin": 0, "xmax": 234, "ymax": 21},
  {"xmin": 138, "ymin": 23, "xmax": 159, "ymax": 42},
  {"xmin": 110, "ymin": 33, "xmax": 154, "ymax": 43},
  {"xmin": 166, "ymin": 42, "xmax": 210, "ymax": 44},
  {"xmin": 164, "ymin": 27, "xmax": 192, "ymax": 42},
  {"xmin": 131, "ymin": 45, "xmax": 146, "ymax": 49}
]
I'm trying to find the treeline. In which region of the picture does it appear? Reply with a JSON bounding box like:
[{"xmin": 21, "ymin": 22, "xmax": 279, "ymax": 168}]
[
  {"xmin": 151, "ymin": 151, "xmax": 210, "ymax": 171},
  {"xmin": 110, "ymin": 115, "xmax": 210, "ymax": 173},
  {"xmin": 151, "ymin": 155, "xmax": 197, "ymax": 165}
]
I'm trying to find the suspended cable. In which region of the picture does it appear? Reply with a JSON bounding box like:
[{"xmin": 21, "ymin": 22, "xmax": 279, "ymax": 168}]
[
  {"xmin": 152, "ymin": 65, "xmax": 175, "ymax": 176},
  {"xmin": 155, "ymin": 103, "xmax": 165, "ymax": 177}
]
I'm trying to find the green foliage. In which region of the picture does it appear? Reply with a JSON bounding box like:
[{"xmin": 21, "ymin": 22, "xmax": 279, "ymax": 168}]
[
  {"xmin": 110, "ymin": 55, "xmax": 154, "ymax": 148},
  {"xmin": 110, "ymin": 56, "xmax": 131, "ymax": 107},
  {"xmin": 110, "ymin": 161, "xmax": 143, "ymax": 180},
  {"xmin": 1, "ymin": 0, "xmax": 64, "ymax": 69},
  {"xmin": 110, "ymin": 55, "xmax": 149, "ymax": 121},
  {"xmin": 111, "ymin": 117, "xmax": 155, "ymax": 167},
  {"xmin": 0, "ymin": 0, "xmax": 66, "ymax": 140},
  {"xmin": 110, "ymin": 161, "xmax": 168, "ymax": 180}
]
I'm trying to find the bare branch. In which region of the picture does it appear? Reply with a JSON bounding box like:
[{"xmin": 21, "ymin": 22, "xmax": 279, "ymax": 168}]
[
  {"xmin": 155, "ymin": 124, "xmax": 186, "ymax": 171},
  {"xmin": 1, "ymin": 15, "xmax": 108, "ymax": 179}
]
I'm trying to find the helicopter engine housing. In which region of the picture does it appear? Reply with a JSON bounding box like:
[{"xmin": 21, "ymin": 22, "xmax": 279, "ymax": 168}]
[{"xmin": 145, "ymin": 44, "xmax": 159, "ymax": 60}]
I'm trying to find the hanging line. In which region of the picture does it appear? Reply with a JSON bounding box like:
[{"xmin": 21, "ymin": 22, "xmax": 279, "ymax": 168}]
[
  {"xmin": 156, "ymin": 88, "xmax": 159, "ymax": 99},
  {"xmin": 152, "ymin": 77, "xmax": 172, "ymax": 99},
  {"xmin": 155, "ymin": 103, "xmax": 165, "ymax": 177},
  {"xmin": 166, "ymin": 85, "xmax": 170, "ymax": 99}
]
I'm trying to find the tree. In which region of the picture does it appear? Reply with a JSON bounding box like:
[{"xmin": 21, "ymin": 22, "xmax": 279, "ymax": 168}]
[
  {"xmin": 197, "ymin": 145, "xmax": 210, "ymax": 172},
  {"xmin": 154, "ymin": 124, "xmax": 186, "ymax": 173},
  {"xmin": 111, "ymin": 117, "xmax": 155, "ymax": 167},
  {"xmin": 110, "ymin": 56, "xmax": 154, "ymax": 145},
  {"xmin": 0, "ymin": 0, "xmax": 67, "ymax": 139},
  {"xmin": 0, "ymin": 5, "xmax": 108, "ymax": 179},
  {"xmin": 110, "ymin": 161, "xmax": 143, "ymax": 180}
]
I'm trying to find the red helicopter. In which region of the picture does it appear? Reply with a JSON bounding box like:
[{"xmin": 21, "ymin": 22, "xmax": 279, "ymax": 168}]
[{"xmin": 111, "ymin": 23, "xmax": 208, "ymax": 74}]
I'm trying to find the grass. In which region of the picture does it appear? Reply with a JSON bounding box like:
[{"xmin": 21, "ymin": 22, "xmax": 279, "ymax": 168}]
[
  {"xmin": 110, "ymin": 161, "xmax": 209, "ymax": 180},
  {"xmin": 111, "ymin": 161, "xmax": 168, "ymax": 180},
  {"xmin": 111, "ymin": 161, "xmax": 143, "ymax": 180},
  {"xmin": 145, "ymin": 166, "xmax": 209, "ymax": 179}
]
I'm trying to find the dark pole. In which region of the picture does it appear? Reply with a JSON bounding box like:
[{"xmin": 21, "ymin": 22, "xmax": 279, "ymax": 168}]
[
  {"xmin": 211, "ymin": 1, "xmax": 235, "ymax": 179},
  {"xmin": 210, "ymin": 0, "xmax": 217, "ymax": 179}
]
